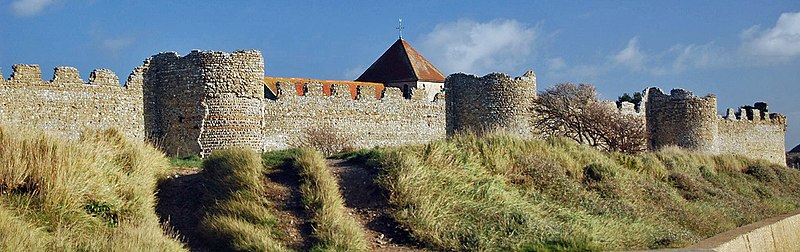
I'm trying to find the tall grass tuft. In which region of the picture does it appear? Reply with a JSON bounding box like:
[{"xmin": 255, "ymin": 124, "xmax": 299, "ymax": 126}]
[
  {"xmin": 0, "ymin": 126, "xmax": 185, "ymax": 251},
  {"xmin": 293, "ymin": 148, "xmax": 368, "ymax": 251},
  {"xmin": 353, "ymin": 132, "xmax": 800, "ymax": 251},
  {"xmin": 196, "ymin": 148, "xmax": 287, "ymax": 252}
]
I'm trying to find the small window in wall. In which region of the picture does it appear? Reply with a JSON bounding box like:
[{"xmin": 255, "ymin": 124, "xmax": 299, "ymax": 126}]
[{"xmin": 403, "ymin": 84, "xmax": 411, "ymax": 99}]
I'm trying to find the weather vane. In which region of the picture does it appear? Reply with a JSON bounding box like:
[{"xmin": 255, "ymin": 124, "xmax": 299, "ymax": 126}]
[{"xmin": 396, "ymin": 18, "xmax": 404, "ymax": 39}]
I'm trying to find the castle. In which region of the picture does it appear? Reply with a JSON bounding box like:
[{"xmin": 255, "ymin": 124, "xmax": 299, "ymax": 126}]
[{"xmin": 0, "ymin": 42, "xmax": 787, "ymax": 164}]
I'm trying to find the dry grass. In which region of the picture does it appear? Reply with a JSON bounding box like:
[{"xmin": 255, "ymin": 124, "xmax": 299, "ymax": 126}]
[
  {"xmin": 337, "ymin": 132, "xmax": 800, "ymax": 251},
  {"xmin": 293, "ymin": 148, "xmax": 368, "ymax": 251},
  {"xmin": 0, "ymin": 126, "xmax": 185, "ymax": 251},
  {"xmin": 196, "ymin": 148, "xmax": 288, "ymax": 252}
]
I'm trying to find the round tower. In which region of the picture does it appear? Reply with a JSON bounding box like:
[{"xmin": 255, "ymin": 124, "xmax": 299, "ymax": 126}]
[
  {"xmin": 445, "ymin": 71, "xmax": 536, "ymax": 136},
  {"xmin": 645, "ymin": 87, "xmax": 718, "ymax": 152},
  {"xmin": 143, "ymin": 50, "xmax": 265, "ymax": 157}
]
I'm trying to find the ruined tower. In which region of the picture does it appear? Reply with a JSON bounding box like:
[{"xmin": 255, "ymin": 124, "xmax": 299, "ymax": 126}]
[
  {"xmin": 645, "ymin": 88, "xmax": 719, "ymax": 152},
  {"xmin": 445, "ymin": 71, "xmax": 536, "ymax": 136}
]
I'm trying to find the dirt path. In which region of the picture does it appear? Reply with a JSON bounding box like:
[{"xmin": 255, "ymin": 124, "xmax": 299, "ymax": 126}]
[
  {"xmin": 262, "ymin": 164, "xmax": 314, "ymax": 251},
  {"xmin": 155, "ymin": 167, "xmax": 211, "ymax": 252},
  {"xmin": 327, "ymin": 159, "xmax": 421, "ymax": 251}
]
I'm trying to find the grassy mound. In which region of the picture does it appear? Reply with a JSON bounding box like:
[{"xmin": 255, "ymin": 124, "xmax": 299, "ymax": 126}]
[
  {"xmin": 196, "ymin": 148, "xmax": 287, "ymax": 251},
  {"xmin": 293, "ymin": 148, "xmax": 367, "ymax": 251},
  {"xmin": 342, "ymin": 133, "xmax": 800, "ymax": 251},
  {"xmin": 0, "ymin": 126, "xmax": 185, "ymax": 251}
]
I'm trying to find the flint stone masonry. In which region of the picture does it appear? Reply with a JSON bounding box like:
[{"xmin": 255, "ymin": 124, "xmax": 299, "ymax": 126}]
[
  {"xmin": 646, "ymin": 87, "xmax": 786, "ymax": 164},
  {"xmin": 143, "ymin": 50, "xmax": 265, "ymax": 157},
  {"xmin": 646, "ymin": 88, "xmax": 720, "ymax": 152},
  {"xmin": 0, "ymin": 49, "xmax": 788, "ymax": 165},
  {"xmin": 141, "ymin": 50, "xmax": 444, "ymax": 157},
  {"xmin": 445, "ymin": 71, "xmax": 536, "ymax": 135},
  {"xmin": 0, "ymin": 64, "xmax": 144, "ymax": 141},
  {"xmin": 262, "ymin": 82, "xmax": 445, "ymax": 150}
]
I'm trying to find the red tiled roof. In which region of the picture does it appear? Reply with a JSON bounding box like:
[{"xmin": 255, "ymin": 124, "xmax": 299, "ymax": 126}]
[{"xmin": 356, "ymin": 38, "xmax": 445, "ymax": 83}]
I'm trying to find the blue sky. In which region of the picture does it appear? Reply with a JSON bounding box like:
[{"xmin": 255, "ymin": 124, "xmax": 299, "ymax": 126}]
[{"xmin": 1, "ymin": 0, "xmax": 799, "ymax": 148}]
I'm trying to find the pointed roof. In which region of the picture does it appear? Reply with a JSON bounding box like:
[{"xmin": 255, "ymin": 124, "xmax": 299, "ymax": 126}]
[
  {"xmin": 790, "ymin": 144, "xmax": 800, "ymax": 153},
  {"xmin": 356, "ymin": 38, "xmax": 445, "ymax": 83}
]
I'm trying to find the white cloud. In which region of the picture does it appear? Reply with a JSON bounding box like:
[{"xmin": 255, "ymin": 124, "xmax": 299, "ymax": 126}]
[
  {"xmin": 89, "ymin": 26, "xmax": 135, "ymax": 58},
  {"xmin": 101, "ymin": 37, "xmax": 134, "ymax": 55},
  {"xmin": 613, "ymin": 37, "xmax": 647, "ymax": 71},
  {"xmin": 741, "ymin": 12, "xmax": 800, "ymax": 62},
  {"xmin": 547, "ymin": 57, "xmax": 567, "ymax": 71},
  {"xmin": 343, "ymin": 65, "xmax": 366, "ymax": 80},
  {"xmin": 420, "ymin": 19, "xmax": 538, "ymax": 75},
  {"xmin": 10, "ymin": 0, "xmax": 58, "ymax": 16},
  {"xmin": 549, "ymin": 37, "xmax": 729, "ymax": 80}
]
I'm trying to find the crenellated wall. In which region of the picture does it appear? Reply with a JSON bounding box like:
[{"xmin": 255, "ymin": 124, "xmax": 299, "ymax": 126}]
[
  {"xmin": 717, "ymin": 104, "xmax": 787, "ymax": 164},
  {"xmin": 445, "ymin": 71, "xmax": 536, "ymax": 135},
  {"xmin": 0, "ymin": 64, "xmax": 144, "ymax": 141},
  {"xmin": 646, "ymin": 88, "xmax": 719, "ymax": 152},
  {"xmin": 646, "ymin": 87, "xmax": 786, "ymax": 164},
  {"xmin": 0, "ymin": 50, "xmax": 787, "ymax": 164},
  {"xmin": 262, "ymin": 81, "xmax": 445, "ymax": 151}
]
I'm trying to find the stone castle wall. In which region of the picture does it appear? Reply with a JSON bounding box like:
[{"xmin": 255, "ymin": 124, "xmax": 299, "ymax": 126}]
[
  {"xmin": 646, "ymin": 87, "xmax": 786, "ymax": 164},
  {"xmin": 646, "ymin": 88, "xmax": 719, "ymax": 152},
  {"xmin": 445, "ymin": 71, "xmax": 536, "ymax": 135},
  {"xmin": 143, "ymin": 50, "xmax": 265, "ymax": 157},
  {"xmin": 0, "ymin": 64, "xmax": 144, "ymax": 141},
  {"xmin": 0, "ymin": 50, "xmax": 787, "ymax": 165},
  {"xmin": 142, "ymin": 49, "xmax": 443, "ymax": 157},
  {"xmin": 717, "ymin": 105, "xmax": 787, "ymax": 164},
  {"xmin": 262, "ymin": 82, "xmax": 445, "ymax": 150}
]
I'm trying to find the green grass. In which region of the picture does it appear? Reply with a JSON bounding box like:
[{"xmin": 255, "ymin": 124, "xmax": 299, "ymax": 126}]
[
  {"xmin": 292, "ymin": 148, "xmax": 368, "ymax": 251},
  {"xmin": 336, "ymin": 133, "xmax": 800, "ymax": 251},
  {"xmin": 169, "ymin": 155, "xmax": 203, "ymax": 168},
  {"xmin": 0, "ymin": 126, "xmax": 186, "ymax": 251},
  {"xmin": 196, "ymin": 148, "xmax": 287, "ymax": 252}
]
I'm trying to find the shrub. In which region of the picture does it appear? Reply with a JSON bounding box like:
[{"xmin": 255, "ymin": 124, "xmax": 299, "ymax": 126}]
[
  {"xmin": 533, "ymin": 83, "xmax": 646, "ymax": 154},
  {"xmin": 295, "ymin": 123, "xmax": 354, "ymax": 156}
]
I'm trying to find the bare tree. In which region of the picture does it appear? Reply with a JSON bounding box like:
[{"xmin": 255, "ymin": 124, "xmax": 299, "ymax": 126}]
[
  {"xmin": 294, "ymin": 123, "xmax": 354, "ymax": 156},
  {"xmin": 533, "ymin": 83, "xmax": 646, "ymax": 154}
]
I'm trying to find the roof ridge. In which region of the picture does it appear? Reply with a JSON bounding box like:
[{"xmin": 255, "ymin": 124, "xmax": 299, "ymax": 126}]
[{"xmin": 398, "ymin": 39, "xmax": 420, "ymax": 81}]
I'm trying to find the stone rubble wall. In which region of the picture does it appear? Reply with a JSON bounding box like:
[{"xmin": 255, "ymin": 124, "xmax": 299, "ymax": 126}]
[
  {"xmin": 0, "ymin": 64, "xmax": 144, "ymax": 141},
  {"xmin": 143, "ymin": 50, "xmax": 265, "ymax": 157},
  {"xmin": 646, "ymin": 87, "xmax": 786, "ymax": 164},
  {"xmin": 717, "ymin": 105, "xmax": 787, "ymax": 164},
  {"xmin": 445, "ymin": 71, "xmax": 536, "ymax": 136},
  {"xmin": 1, "ymin": 50, "xmax": 787, "ymax": 164},
  {"xmin": 646, "ymin": 87, "xmax": 719, "ymax": 152},
  {"xmin": 262, "ymin": 81, "xmax": 445, "ymax": 150}
]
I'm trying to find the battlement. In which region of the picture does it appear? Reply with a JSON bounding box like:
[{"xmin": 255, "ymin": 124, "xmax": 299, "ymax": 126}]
[
  {"xmin": 646, "ymin": 86, "xmax": 786, "ymax": 164},
  {"xmin": 0, "ymin": 63, "xmax": 145, "ymax": 143},
  {"xmin": 265, "ymin": 79, "xmax": 442, "ymax": 103},
  {"xmin": 723, "ymin": 102, "xmax": 787, "ymax": 127},
  {"xmin": 1, "ymin": 64, "xmax": 143, "ymax": 89},
  {"xmin": 645, "ymin": 87, "xmax": 717, "ymax": 104}
]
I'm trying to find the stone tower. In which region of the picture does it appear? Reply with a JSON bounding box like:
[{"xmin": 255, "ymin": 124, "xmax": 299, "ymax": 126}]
[
  {"xmin": 143, "ymin": 50, "xmax": 265, "ymax": 157},
  {"xmin": 645, "ymin": 87, "xmax": 718, "ymax": 152},
  {"xmin": 445, "ymin": 71, "xmax": 536, "ymax": 136}
]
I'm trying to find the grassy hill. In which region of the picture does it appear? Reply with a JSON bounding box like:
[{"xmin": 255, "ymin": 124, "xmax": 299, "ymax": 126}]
[
  {"xmin": 3, "ymin": 126, "xmax": 799, "ymax": 251},
  {"xmin": 176, "ymin": 133, "xmax": 800, "ymax": 251},
  {"xmin": 0, "ymin": 126, "xmax": 185, "ymax": 251},
  {"xmin": 348, "ymin": 133, "xmax": 800, "ymax": 250}
]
